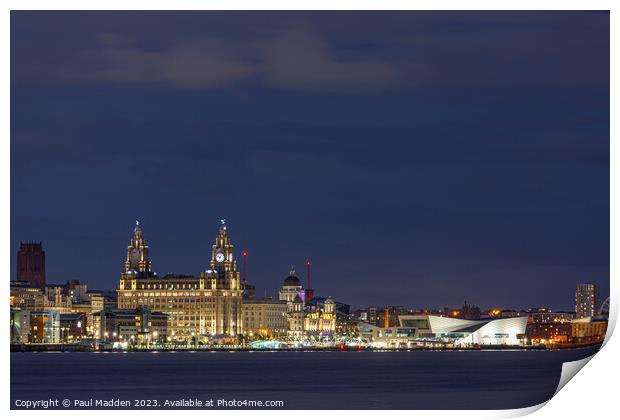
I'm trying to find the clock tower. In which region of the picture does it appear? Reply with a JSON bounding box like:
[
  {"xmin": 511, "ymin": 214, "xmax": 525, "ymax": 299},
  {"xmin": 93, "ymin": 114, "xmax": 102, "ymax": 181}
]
[
  {"xmin": 123, "ymin": 220, "xmax": 152, "ymax": 275},
  {"xmin": 203, "ymin": 219, "xmax": 241, "ymax": 290}
]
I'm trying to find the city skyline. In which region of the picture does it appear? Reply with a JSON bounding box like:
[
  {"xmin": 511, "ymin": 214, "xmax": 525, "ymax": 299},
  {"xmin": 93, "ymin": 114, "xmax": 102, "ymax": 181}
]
[
  {"xmin": 11, "ymin": 11, "xmax": 609, "ymax": 310},
  {"xmin": 11, "ymin": 218, "xmax": 607, "ymax": 312}
]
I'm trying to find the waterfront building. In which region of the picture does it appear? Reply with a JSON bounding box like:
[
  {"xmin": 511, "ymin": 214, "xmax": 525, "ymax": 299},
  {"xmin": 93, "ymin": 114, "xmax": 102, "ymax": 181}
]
[
  {"xmin": 287, "ymin": 296, "xmax": 305, "ymax": 336},
  {"xmin": 524, "ymin": 322, "xmax": 572, "ymax": 345},
  {"xmin": 92, "ymin": 307, "xmax": 168, "ymax": 345},
  {"xmin": 10, "ymin": 309, "xmax": 31, "ymax": 343},
  {"xmin": 28, "ymin": 310, "xmax": 60, "ymax": 343},
  {"xmin": 304, "ymin": 297, "xmax": 336, "ymax": 334},
  {"xmin": 277, "ymin": 268, "xmax": 338, "ymax": 336},
  {"xmin": 571, "ymin": 316, "xmax": 607, "ymax": 344},
  {"xmin": 117, "ymin": 220, "xmax": 243, "ymax": 341},
  {"xmin": 365, "ymin": 314, "xmax": 528, "ymax": 347},
  {"xmin": 59, "ymin": 313, "xmax": 87, "ymax": 342},
  {"xmin": 576, "ymin": 283, "xmax": 599, "ymax": 318},
  {"xmin": 242, "ymin": 298, "xmax": 287, "ymax": 338},
  {"xmin": 11, "ymin": 309, "xmax": 65, "ymax": 344},
  {"xmin": 279, "ymin": 267, "xmax": 306, "ymax": 310},
  {"xmin": 16, "ymin": 242, "xmax": 46, "ymax": 290}
]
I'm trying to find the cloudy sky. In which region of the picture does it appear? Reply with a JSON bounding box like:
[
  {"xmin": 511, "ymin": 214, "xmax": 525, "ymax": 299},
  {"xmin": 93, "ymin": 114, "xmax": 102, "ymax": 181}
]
[{"xmin": 11, "ymin": 11, "xmax": 609, "ymax": 310}]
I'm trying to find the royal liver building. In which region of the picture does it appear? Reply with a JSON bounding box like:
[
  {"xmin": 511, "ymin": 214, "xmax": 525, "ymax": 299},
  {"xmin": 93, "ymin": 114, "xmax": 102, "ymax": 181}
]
[{"xmin": 117, "ymin": 220, "xmax": 243, "ymax": 341}]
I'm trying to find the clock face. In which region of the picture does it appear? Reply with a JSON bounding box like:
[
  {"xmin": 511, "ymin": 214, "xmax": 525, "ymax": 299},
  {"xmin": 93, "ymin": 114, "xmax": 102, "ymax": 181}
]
[{"xmin": 215, "ymin": 252, "xmax": 225, "ymax": 263}]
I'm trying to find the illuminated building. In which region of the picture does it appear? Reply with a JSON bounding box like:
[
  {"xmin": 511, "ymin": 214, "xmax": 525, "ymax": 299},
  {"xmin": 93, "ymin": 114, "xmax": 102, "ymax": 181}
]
[
  {"xmin": 278, "ymin": 267, "xmax": 306, "ymax": 336},
  {"xmin": 304, "ymin": 297, "xmax": 336, "ymax": 334},
  {"xmin": 571, "ymin": 316, "xmax": 607, "ymax": 344},
  {"xmin": 524, "ymin": 322, "xmax": 571, "ymax": 345},
  {"xmin": 16, "ymin": 242, "xmax": 46, "ymax": 290},
  {"xmin": 277, "ymin": 268, "xmax": 338, "ymax": 336},
  {"xmin": 28, "ymin": 310, "xmax": 60, "ymax": 343},
  {"xmin": 117, "ymin": 220, "xmax": 243, "ymax": 341},
  {"xmin": 242, "ymin": 298, "xmax": 287, "ymax": 338},
  {"xmin": 376, "ymin": 306, "xmax": 406, "ymax": 328},
  {"xmin": 10, "ymin": 309, "xmax": 30, "ymax": 343},
  {"xmin": 279, "ymin": 266, "xmax": 306, "ymax": 309},
  {"xmin": 287, "ymin": 296, "xmax": 305, "ymax": 336},
  {"xmin": 367, "ymin": 306, "xmax": 377, "ymax": 325},
  {"xmin": 10, "ymin": 282, "xmax": 43, "ymax": 310},
  {"xmin": 528, "ymin": 311, "xmax": 574, "ymax": 324},
  {"xmin": 575, "ymin": 283, "xmax": 599, "ymax": 318},
  {"xmin": 366, "ymin": 315, "xmax": 528, "ymax": 347},
  {"xmin": 59, "ymin": 313, "xmax": 87, "ymax": 342},
  {"xmin": 92, "ymin": 307, "xmax": 168, "ymax": 345},
  {"xmin": 43, "ymin": 286, "xmax": 73, "ymax": 314},
  {"xmin": 65, "ymin": 279, "xmax": 89, "ymax": 303}
]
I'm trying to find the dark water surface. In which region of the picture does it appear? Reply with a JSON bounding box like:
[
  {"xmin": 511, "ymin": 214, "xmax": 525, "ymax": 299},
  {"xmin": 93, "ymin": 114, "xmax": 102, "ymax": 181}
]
[{"xmin": 11, "ymin": 347, "xmax": 600, "ymax": 409}]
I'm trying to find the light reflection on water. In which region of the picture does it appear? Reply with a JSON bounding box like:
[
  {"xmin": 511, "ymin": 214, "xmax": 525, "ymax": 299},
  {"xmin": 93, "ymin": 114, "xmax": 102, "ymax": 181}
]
[{"xmin": 11, "ymin": 346, "xmax": 600, "ymax": 410}]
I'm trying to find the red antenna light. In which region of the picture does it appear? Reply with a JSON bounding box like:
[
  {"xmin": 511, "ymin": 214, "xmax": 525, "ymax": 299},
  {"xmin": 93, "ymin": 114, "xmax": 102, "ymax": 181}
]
[
  {"xmin": 242, "ymin": 251, "xmax": 248, "ymax": 287},
  {"xmin": 306, "ymin": 259, "xmax": 311, "ymax": 290}
]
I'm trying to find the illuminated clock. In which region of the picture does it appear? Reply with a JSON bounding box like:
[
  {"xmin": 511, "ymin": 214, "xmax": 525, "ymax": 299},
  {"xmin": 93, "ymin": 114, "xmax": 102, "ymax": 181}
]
[{"xmin": 215, "ymin": 252, "xmax": 225, "ymax": 262}]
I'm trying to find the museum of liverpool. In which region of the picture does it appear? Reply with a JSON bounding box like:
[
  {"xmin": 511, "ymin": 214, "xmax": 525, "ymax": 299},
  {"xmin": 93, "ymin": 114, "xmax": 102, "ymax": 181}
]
[{"xmin": 359, "ymin": 315, "xmax": 528, "ymax": 348}]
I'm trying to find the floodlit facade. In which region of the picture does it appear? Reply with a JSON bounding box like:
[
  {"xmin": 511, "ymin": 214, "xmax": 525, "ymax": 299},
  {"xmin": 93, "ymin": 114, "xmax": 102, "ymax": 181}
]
[
  {"xmin": 117, "ymin": 221, "xmax": 243, "ymax": 341},
  {"xmin": 242, "ymin": 299, "xmax": 288, "ymax": 338},
  {"xmin": 570, "ymin": 316, "xmax": 608, "ymax": 344},
  {"xmin": 366, "ymin": 315, "xmax": 528, "ymax": 347},
  {"xmin": 278, "ymin": 268, "xmax": 337, "ymax": 336}
]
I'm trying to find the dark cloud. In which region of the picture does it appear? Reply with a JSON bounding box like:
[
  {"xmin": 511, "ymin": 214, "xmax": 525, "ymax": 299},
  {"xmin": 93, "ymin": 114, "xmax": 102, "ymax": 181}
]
[
  {"xmin": 55, "ymin": 24, "xmax": 399, "ymax": 92},
  {"xmin": 10, "ymin": 11, "xmax": 609, "ymax": 309}
]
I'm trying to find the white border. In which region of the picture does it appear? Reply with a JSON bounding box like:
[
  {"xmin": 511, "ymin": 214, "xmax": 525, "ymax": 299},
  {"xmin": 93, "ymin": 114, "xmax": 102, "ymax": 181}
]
[{"xmin": 3, "ymin": 2, "xmax": 616, "ymax": 419}]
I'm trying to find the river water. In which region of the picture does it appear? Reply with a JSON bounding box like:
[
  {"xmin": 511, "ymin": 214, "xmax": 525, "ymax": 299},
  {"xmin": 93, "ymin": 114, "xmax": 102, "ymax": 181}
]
[{"xmin": 10, "ymin": 346, "xmax": 600, "ymax": 409}]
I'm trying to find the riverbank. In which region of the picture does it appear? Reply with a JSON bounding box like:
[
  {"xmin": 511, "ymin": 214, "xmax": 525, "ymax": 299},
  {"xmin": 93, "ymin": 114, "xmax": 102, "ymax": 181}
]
[{"xmin": 10, "ymin": 342, "xmax": 602, "ymax": 352}]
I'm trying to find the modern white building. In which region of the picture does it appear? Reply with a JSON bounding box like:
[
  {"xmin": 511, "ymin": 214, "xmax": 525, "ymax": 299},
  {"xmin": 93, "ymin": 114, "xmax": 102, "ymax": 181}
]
[{"xmin": 364, "ymin": 315, "xmax": 528, "ymax": 347}]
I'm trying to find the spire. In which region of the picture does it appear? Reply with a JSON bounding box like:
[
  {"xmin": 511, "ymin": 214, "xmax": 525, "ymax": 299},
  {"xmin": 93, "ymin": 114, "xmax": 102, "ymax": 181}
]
[
  {"xmin": 220, "ymin": 218, "xmax": 227, "ymax": 230},
  {"xmin": 289, "ymin": 265, "xmax": 295, "ymax": 276},
  {"xmin": 124, "ymin": 220, "xmax": 151, "ymax": 274}
]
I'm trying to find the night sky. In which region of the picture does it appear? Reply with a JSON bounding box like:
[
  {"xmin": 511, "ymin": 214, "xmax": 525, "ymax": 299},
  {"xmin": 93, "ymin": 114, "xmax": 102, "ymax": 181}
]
[{"xmin": 10, "ymin": 11, "xmax": 609, "ymax": 311}]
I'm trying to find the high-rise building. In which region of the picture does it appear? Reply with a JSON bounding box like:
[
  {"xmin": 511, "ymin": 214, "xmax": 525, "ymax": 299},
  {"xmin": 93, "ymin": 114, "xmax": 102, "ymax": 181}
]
[
  {"xmin": 575, "ymin": 283, "xmax": 599, "ymax": 319},
  {"xmin": 117, "ymin": 220, "xmax": 243, "ymax": 341},
  {"xmin": 367, "ymin": 306, "xmax": 377, "ymax": 325},
  {"xmin": 16, "ymin": 242, "xmax": 46, "ymax": 290}
]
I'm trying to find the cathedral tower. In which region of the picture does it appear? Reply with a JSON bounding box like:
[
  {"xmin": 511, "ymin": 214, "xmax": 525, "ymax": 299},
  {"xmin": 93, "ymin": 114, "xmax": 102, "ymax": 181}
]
[{"xmin": 16, "ymin": 242, "xmax": 46, "ymax": 290}]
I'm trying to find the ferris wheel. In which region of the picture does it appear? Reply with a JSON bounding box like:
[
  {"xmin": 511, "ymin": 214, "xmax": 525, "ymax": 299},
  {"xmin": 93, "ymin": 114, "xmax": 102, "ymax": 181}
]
[{"xmin": 598, "ymin": 297, "xmax": 610, "ymax": 316}]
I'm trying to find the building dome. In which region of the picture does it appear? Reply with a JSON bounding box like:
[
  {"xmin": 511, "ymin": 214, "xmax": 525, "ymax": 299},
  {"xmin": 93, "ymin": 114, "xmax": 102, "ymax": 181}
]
[{"xmin": 283, "ymin": 266, "xmax": 302, "ymax": 287}]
